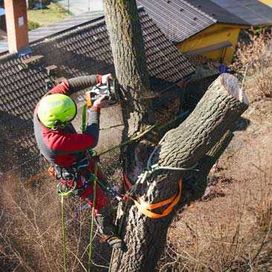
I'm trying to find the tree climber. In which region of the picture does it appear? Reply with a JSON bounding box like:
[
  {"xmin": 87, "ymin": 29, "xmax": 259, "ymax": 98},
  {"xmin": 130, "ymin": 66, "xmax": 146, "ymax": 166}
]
[{"xmin": 33, "ymin": 74, "xmax": 123, "ymax": 250}]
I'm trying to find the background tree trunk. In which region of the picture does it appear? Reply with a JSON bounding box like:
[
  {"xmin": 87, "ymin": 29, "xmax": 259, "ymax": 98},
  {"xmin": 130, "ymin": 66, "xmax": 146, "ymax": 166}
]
[{"xmin": 103, "ymin": 1, "xmax": 249, "ymax": 271}]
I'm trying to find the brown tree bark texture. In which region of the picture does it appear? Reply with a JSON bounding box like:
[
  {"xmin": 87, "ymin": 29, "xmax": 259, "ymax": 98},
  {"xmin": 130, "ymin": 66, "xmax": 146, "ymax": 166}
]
[
  {"xmin": 104, "ymin": 0, "xmax": 153, "ymax": 139},
  {"xmin": 158, "ymin": 74, "xmax": 248, "ymax": 169},
  {"xmin": 109, "ymin": 74, "xmax": 249, "ymax": 272}
]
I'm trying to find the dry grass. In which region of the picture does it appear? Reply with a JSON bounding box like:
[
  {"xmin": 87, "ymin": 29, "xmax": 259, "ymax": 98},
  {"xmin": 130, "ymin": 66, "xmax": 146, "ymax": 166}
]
[
  {"xmin": 0, "ymin": 169, "xmax": 112, "ymax": 272},
  {"xmin": 162, "ymin": 154, "xmax": 271, "ymax": 271}
]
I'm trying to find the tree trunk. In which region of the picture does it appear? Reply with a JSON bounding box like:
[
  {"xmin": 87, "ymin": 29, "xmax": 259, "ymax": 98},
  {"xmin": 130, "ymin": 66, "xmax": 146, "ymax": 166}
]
[
  {"xmin": 103, "ymin": 0, "xmax": 152, "ymax": 127},
  {"xmin": 103, "ymin": 1, "xmax": 249, "ymax": 271},
  {"xmin": 104, "ymin": 0, "xmax": 155, "ymax": 178}
]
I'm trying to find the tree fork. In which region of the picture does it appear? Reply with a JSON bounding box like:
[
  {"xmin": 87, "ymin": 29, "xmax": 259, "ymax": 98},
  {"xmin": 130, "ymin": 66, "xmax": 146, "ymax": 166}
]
[{"xmin": 109, "ymin": 74, "xmax": 249, "ymax": 272}]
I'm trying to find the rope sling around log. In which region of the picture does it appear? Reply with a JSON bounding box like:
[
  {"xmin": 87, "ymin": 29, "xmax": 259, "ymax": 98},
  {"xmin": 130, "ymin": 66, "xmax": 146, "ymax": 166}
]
[
  {"xmin": 92, "ymin": 108, "xmax": 198, "ymax": 220},
  {"xmin": 95, "ymin": 161, "xmax": 186, "ymax": 219},
  {"xmin": 130, "ymin": 179, "xmax": 182, "ymax": 219}
]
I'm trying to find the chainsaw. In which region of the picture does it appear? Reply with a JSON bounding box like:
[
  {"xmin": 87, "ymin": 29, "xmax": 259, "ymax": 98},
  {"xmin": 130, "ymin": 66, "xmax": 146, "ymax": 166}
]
[{"xmin": 85, "ymin": 78, "xmax": 120, "ymax": 108}]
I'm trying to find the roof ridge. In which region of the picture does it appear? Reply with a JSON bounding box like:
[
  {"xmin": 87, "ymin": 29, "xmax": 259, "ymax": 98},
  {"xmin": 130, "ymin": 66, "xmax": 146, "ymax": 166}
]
[
  {"xmin": 185, "ymin": 0, "xmax": 248, "ymax": 25},
  {"xmin": 31, "ymin": 15, "xmax": 106, "ymax": 46},
  {"xmin": 31, "ymin": 6, "xmax": 146, "ymax": 46},
  {"xmin": 182, "ymin": 0, "xmax": 217, "ymax": 23}
]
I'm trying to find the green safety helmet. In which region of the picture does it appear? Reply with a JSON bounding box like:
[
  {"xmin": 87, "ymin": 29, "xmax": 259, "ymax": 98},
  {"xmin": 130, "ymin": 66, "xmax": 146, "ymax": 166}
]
[{"xmin": 37, "ymin": 94, "xmax": 77, "ymax": 129}]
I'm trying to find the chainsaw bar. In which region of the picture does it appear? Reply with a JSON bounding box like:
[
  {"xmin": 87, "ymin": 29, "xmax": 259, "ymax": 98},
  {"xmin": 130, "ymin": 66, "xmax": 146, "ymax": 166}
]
[{"xmin": 90, "ymin": 79, "xmax": 120, "ymax": 105}]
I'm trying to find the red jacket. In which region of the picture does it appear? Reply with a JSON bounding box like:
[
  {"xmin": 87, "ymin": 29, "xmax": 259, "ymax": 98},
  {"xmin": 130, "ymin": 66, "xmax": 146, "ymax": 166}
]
[{"xmin": 34, "ymin": 76, "xmax": 100, "ymax": 168}]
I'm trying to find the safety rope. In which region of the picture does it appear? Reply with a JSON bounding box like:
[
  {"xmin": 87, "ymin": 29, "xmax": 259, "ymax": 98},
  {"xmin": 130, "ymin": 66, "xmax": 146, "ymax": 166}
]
[
  {"xmin": 81, "ymin": 104, "xmax": 87, "ymax": 133},
  {"xmin": 82, "ymin": 96, "xmax": 96, "ymax": 271},
  {"xmin": 97, "ymin": 124, "xmax": 157, "ymax": 156},
  {"xmin": 55, "ymin": 105, "xmax": 89, "ymax": 272},
  {"xmin": 96, "ymin": 110, "xmax": 190, "ymax": 159},
  {"xmin": 60, "ymin": 195, "xmax": 68, "ymax": 272},
  {"xmin": 87, "ymin": 165, "xmax": 97, "ymax": 272}
]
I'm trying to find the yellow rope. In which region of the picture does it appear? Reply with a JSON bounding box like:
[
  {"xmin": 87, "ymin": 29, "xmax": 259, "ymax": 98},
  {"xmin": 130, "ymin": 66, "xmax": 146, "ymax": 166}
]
[
  {"xmin": 60, "ymin": 195, "xmax": 68, "ymax": 272},
  {"xmin": 87, "ymin": 166, "xmax": 97, "ymax": 272},
  {"xmin": 97, "ymin": 124, "xmax": 157, "ymax": 156}
]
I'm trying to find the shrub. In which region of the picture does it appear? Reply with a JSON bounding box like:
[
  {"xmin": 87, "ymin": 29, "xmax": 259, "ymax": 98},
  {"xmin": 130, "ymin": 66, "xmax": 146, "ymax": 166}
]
[
  {"xmin": 28, "ymin": 0, "xmax": 51, "ymax": 9},
  {"xmin": 231, "ymin": 29, "xmax": 272, "ymax": 101},
  {"xmin": 28, "ymin": 20, "xmax": 40, "ymax": 31}
]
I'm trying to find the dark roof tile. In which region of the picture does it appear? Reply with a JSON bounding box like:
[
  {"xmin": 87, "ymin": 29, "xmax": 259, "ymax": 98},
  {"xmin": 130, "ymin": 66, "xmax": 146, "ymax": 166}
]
[
  {"xmin": 187, "ymin": 0, "xmax": 247, "ymax": 25},
  {"xmin": 137, "ymin": 0, "xmax": 248, "ymax": 42},
  {"xmin": 210, "ymin": 0, "xmax": 272, "ymax": 26},
  {"xmin": 137, "ymin": 0, "xmax": 216, "ymax": 42}
]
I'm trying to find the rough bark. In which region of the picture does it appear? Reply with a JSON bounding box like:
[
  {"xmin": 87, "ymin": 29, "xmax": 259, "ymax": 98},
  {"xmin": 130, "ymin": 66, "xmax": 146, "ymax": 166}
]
[
  {"xmin": 157, "ymin": 74, "xmax": 248, "ymax": 169},
  {"xmin": 103, "ymin": 0, "xmax": 152, "ymax": 125},
  {"xmin": 104, "ymin": 0, "xmax": 155, "ymax": 178},
  {"xmin": 103, "ymin": 1, "xmax": 249, "ymax": 271}
]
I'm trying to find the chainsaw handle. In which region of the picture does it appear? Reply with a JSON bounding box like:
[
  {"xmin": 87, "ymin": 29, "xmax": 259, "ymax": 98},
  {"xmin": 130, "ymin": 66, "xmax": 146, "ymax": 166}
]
[
  {"xmin": 107, "ymin": 79, "xmax": 111, "ymax": 92},
  {"xmin": 85, "ymin": 90, "xmax": 93, "ymax": 108}
]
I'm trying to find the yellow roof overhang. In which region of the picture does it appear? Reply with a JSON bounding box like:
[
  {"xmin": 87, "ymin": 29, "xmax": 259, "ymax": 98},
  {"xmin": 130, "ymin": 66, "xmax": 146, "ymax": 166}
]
[{"xmin": 184, "ymin": 41, "xmax": 233, "ymax": 56}]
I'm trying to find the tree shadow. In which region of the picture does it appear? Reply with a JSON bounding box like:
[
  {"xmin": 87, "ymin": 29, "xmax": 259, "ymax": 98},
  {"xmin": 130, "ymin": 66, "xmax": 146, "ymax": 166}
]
[
  {"xmin": 232, "ymin": 117, "xmax": 250, "ymax": 132},
  {"xmin": 183, "ymin": 74, "xmax": 219, "ymax": 111}
]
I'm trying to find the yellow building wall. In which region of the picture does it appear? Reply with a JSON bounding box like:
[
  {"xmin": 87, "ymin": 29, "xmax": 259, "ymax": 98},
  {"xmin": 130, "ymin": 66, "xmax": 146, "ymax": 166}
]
[{"xmin": 177, "ymin": 24, "xmax": 242, "ymax": 64}]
